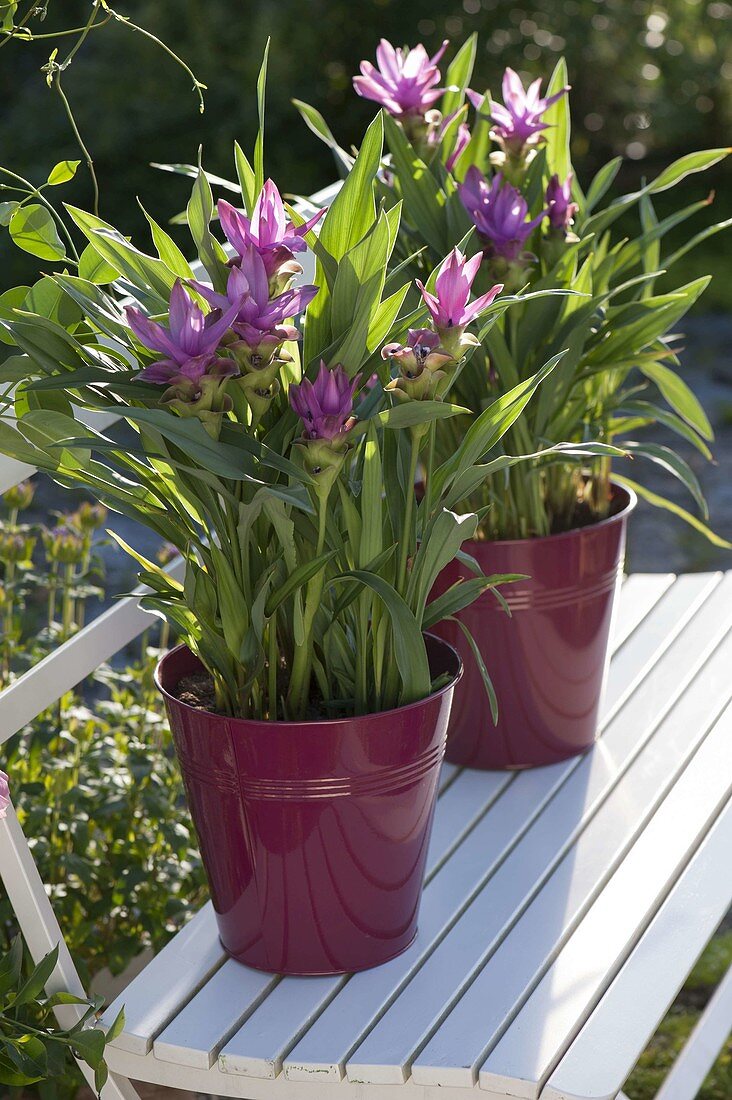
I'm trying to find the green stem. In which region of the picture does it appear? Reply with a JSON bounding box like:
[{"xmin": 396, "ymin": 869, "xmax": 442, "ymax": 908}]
[
  {"xmin": 422, "ymin": 421, "xmax": 436, "ymax": 521},
  {"xmin": 286, "ymin": 495, "xmax": 328, "ymax": 719},
  {"xmin": 268, "ymin": 610, "xmax": 278, "ymax": 722},
  {"xmin": 396, "ymin": 434, "xmax": 420, "ymax": 596}
]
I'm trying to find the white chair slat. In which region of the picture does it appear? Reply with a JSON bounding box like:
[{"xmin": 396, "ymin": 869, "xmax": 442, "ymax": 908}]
[
  {"xmin": 0, "ymin": 558, "xmax": 184, "ymax": 747},
  {"xmin": 477, "ymin": 697, "xmax": 732, "ymax": 1098},
  {"xmin": 153, "ymin": 957, "xmax": 278, "ymax": 1070},
  {"xmin": 411, "ymin": 617, "xmax": 732, "ymax": 1088},
  {"xmin": 543, "ymin": 796, "xmax": 732, "ymax": 1100},
  {"xmin": 345, "ymin": 572, "xmax": 729, "ymax": 1085},
  {"xmin": 654, "ymin": 955, "xmax": 732, "ymax": 1100},
  {"xmin": 0, "ymin": 807, "xmax": 141, "ymax": 1100},
  {"xmin": 101, "ymin": 902, "xmax": 225, "ymax": 1056}
]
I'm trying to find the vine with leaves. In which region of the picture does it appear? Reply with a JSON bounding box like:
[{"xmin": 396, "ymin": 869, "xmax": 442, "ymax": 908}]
[{"xmin": 0, "ymin": 0, "xmax": 205, "ymax": 258}]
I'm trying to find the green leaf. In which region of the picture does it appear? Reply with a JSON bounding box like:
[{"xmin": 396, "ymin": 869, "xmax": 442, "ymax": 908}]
[
  {"xmin": 621, "ymin": 440, "xmax": 707, "ymax": 515},
  {"xmin": 319, "ymin": 112, "xmax": 382, "ymax": 263},
  {"xmin": 9, "ymin": 205, "xmax": 65, "ymax": 261},
  {"xmin": 254, "ymin": 39, "xmax": 270, "ymax": 198},
  {"xmin": 423, "ymin": 576, "xmax": 511, "ymax": 631},
  {"xmin": 447, "ymin": 615, "xmax": 499, "ymax": 724},
  {"xmin": 371, "ymin": 400, "xmax": 470, "ymax": 432},
  {"xmin": 583, "ymin": 157, "xmax": 622, "ymax": 216},
  {"xmin": 68, "ymin": 1027, "xmax": 106, "ymax": 1070},
  {"xmin": 334, "ymin": 569, "xmax": 431, "ymax": 703},
  {"xmin": 359, "ymin": 421, "xmax": 383, "ymax": 568},
  {"xmin": 0, "ymin": 935, "xmax": 23, "ymax": 999},
  {"xmin": 47, "ymin": 160, "xmax": 81, "ymax": 186},
  {"xmin": 292, "ymin": 99, "xmax": 353, "ymax": 173},
  {"xmin": 409, "ymin": 508, "xmax": 478, "ymax": 619},
  {"xmin": 615, "ymin": 475, "xmax": 731, "ymax": 549},
  {"xmin": 234, "ymin": 141, "xmax": 256, "ymax": 214},
  {"xmin": 441, "ymin": 34, "xmax": 477, "ymax": 118},
  {"xmin": 139, "ymin": 203, "xmax": 194, "ymax": 279},
  {"xmin": 186, "ymin": 168, "xmax": 230, "ymax": 291},
  {"xmin": 264, "ymin": 550, "xmax": 338, "ymax": 616},
  {"xmin": 543, "ymin": 57, "xmax": 571, "ymax": 182},
  {"xmin": 14, "ymin": 945, "xmax": 59, "ymax": 1007},
  {"xmin": 383, "ymin": 111, "xmax": 447, "ymax": 255},
  {"xmin": 0, "ymin": 200, "xmax": 20, "ymax": 227},
  {"xmin": 638, "ymin": 360, "xmax": 713, "ymax": 440},
  {"xmin": 78, "ymin": 243, "xmax": 120, "ymax": 285},
  {"xmin": 649, "ymin": 148, "xmax": 731, "ymax": 194}
]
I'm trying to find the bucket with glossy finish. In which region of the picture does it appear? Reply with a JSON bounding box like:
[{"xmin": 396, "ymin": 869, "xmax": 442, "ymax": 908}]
[
  {"xmin": 432, "ymin": 485, "xmax": 636, "ymax": 770},
  {"xmin": 156, "ymin": 635, "xmax": 461, "ymax": 975}
]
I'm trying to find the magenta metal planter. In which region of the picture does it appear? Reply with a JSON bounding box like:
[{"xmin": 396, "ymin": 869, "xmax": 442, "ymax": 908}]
[
  {"xmin": 432, "ymin": 484, "xmax": 636, "ymax": 771},
  {"xmin": 156, "ymin": 635, "xmax": 461, "ymax": 975}
]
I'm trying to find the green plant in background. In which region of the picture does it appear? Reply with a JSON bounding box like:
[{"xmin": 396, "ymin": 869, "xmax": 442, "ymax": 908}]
[
  {"xmin": 0, "ymin": 482, "xmax": 206, "ymax": 986},
  {"xmin": 0, "ymin": 934, "xmax": 123, "ymax": 1097},
  {"xmin": 298, "ymin": 37, "xmax": 732, "ymax": 543}
]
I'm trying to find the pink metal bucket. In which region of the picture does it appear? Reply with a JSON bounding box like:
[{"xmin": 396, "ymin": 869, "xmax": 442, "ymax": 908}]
[
  {"xmin": 432, "ymin": 484, "xmax": 635, "ymax": 770},
  {"xmin": 156, "ymin": 635, "xmax": 461, "ymax": 975}
]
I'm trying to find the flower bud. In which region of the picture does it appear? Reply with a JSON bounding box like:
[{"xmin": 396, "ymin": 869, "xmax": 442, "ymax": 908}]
[
  {"xmin": 3, "ymin": 480, "xmax": 35, "ymax": 513},
  {"xmin": 42, "ymin": 524, "xmax": 83, "ymax": 565},
  {"xmin": 75, "ymin": 501, "xmax": 107, "ymax": 533}
]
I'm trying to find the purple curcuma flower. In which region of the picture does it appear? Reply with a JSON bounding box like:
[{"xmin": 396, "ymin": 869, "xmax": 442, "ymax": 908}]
[
  {"xmin": 191, "ymin": 247, "xmax": 318, "ymax": 352},
  {"xmin": 416, "ymin": 247, "xmax": 503, "ymax": 333},
  {"xmin": 289, "ymin": 362, "xmax": 361, "ymax": 441},
  {"xmin": 0, "ymin": 770, "xmax": 9, "ymax": 819},
  {"xmin": 381, "ymin": 329, "xmax": 454, "ymax": 375},
  {"xmin": 459, "ymin": 167, "xmax": 546, "ymax": 260},
  {"xmin": 470, "ymin": 69, "xmax": 569, "ymax": 156},
  {"xmin": 354, "ymin": 39, "xmax": 448, "ymax": 118},
  {"xmin": 546, "ymin": 173, "xmax": 579, "ymax": 231},
  {"xmin": 218, "ymin": 182, "xmax": 325, "ymax": 276},
  {"xmin": 127, "ymin": 282, "xmax": 241, "ymax": 385}
]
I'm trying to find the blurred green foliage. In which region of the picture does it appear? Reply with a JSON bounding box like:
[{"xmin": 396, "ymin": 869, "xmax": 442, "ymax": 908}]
[{"xmin": 1, "ymin": 0, "xmax": 731, "ymax": 300}]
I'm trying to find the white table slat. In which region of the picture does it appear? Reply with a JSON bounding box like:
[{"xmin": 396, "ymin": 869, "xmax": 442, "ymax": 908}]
[
  {"xmin": 284, "ymin": 765, "xmax": 561, "ymax": 1082},
  {"xmin": 153, "ymin": 959, "xmax": 279, "ymax": 1069},
  {"xmin": 347, "ymin": 573, "xmax": 730, "ymax": 1085},
  {"xmin": 219, "ymin": 975, "xmax": 343, "ymax": 1079},
  {"xmin": 102, "ymin": 903, "xmax": 225, "ymax": 1055},
  {"xmin": 217, "ymin": 767, "xmax": 518, "ymax": 1079},
  {"xmin": 411, "ymin": 622, "xmax": 732, "ymax": 1088},
  {"xmin": 543, "ymin": 796, "xmax": 732, "ymax": 1100},
  {"xmin": 477, "ymin": 698, "xmax": 732, "ymax": 1098},
  {"xmin": 611, "ymin": 573, "xmax": 675, "ymax": 650},
  {"xmin": 600, "ymin": 572, "xmax": 718, "ymax": 726},
  {"xmin": 238, "ymin": 574, "xmax": 697, "ymax": 1085}
]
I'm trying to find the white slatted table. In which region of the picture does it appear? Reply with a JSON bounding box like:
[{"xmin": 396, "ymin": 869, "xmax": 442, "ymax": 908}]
[{"xmin": 88, "ymin": 571, "xmax": 732, "ymax": 1100}]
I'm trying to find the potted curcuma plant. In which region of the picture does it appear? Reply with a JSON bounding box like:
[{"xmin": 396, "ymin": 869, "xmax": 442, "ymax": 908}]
[
  {"xmin": 0, "ymin": 58, "xmax": 564, "ymax": 970},
  {"xmin": 298, "ymin": 37, "xmax": 731, "ymax": 770}
]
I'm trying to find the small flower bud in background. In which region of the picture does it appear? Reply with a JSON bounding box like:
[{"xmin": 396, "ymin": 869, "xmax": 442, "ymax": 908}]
[
  {"xmin": 157, "ymin": 542, "xmax": 179, "ymax": 566},
  {"xmin": 42, "ymin": 524, "xmax": 85, "ymax": 566},
  {"xmin": 3, "ymin": 480, "xmax": 35, "ymax": 513},
  {"xmin": 75, "ymin": 501, "xmax": 108, "ymax": 533},
  {"xmin": 0, "ymin": 770, "xmax": 10, "ymax": 819},
  {"xmin": 546, "ymin": 174, "xmax": 579, "ymax": 233},
  {"xmin": 0, "ymin": 530, "xmax": 36, "ymax": 565}
]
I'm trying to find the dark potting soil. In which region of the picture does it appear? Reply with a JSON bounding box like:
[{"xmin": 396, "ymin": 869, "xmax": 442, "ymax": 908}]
[
  {"xmin": 174, "ymin": 668, "xmax": 352, "ymax": 721},
  {"xmin": 176, "ymin": 672, "xmax": 224, "ymax": 714}
]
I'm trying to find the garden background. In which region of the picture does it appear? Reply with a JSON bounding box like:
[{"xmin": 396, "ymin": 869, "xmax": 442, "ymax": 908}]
[{"xmin": 1, "ymin": 2, "xmax": 731, "ymax": 1097}]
